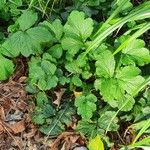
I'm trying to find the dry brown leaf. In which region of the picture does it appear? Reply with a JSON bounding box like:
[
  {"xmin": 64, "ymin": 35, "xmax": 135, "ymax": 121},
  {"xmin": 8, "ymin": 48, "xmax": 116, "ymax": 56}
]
[
  {"xmin": 9, "ymin": 120, "xmax": 25, "ymax": 134},
  {"xmin": 23, "ymin": 126, "xmax": 37, "ymax": 138},
  {"xmin": 0, "ymin": 107, "xmax": 5, "ymax": 120},
  {"xmin": 61, "ymin": 141, "xmax": 69, "ymax": 150},
  {"xmin": 53, "ymin": 88, "xmax": 66, "ymax": 107},
  {"xmin": 11, "ymin": 136, "xmax": 24, "ymax": 149},
  {"xmin": 0, "ymin": 121, "xmax": 4, "ymax": 133},
  {"xmin": 17, "ymin": 100, "xmax": 27, "ymax": 111},
  {"xmin": 61, "ymin": 135, "xmax": 80, "ymax": 150},
  {"xmin": 18, "ymin": 76, "xmax": 27, "ymax": 83},
  {"xmin": 50, "ymin": 132, "xmax": 79, "ymax": 150}
]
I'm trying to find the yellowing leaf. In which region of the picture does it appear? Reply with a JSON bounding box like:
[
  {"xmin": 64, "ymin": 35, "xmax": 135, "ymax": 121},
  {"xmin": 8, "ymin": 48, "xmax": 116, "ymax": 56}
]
[
  {"xmin": 88, "ymin": 135, "xmax": 104, "ymax": 150},
  {"xmin": 74, "ymin": 91, "xmax": 82, "ymax": 97}
]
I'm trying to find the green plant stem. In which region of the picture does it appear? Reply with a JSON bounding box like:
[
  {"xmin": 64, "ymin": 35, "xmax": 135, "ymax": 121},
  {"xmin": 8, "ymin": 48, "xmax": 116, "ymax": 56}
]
[
  {"xmin": 132, "ymin": 76, "xmax": 150, "ymax": 97},
  {"xmin": 105, "ymin": 98, "xmax": 130, "ymax": 135},
  {"xmin": 113, "ymin": 23, "xmax": 150, "ymax": 55},
  {"xmin": 132, "ymin": 119, "xmax": 150, "ymax": 144},
  {"xmin": 94, "ymin": 0, "xmax": 129, "ymax": 38},
  {"xmin": 84, "ymin": 4, "xmax": 150, "ymax": 57},
  {"xmin": 28, "ymin": 0, "xmax": 34, "ymax": 9},
  {"xmin": 128, "ymin": 137, "xmax": 150, "ymax": 148}
]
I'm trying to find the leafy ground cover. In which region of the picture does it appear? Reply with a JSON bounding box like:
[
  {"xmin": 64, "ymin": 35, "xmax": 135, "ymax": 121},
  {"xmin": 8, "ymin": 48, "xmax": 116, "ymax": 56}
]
[{"xmin": 0, "ymin": 0, "xmax": 150, "ymax": 149}]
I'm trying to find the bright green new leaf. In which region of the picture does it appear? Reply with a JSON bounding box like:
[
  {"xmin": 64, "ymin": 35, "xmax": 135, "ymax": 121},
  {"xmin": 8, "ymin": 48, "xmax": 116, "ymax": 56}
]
[
  {"xmin": 118, "ymin": 94, "xmax": 135, "ymax": 111},
  {"xmin": 98, "ymin": 78, "xmax": 124, "ymax": 108},
  {"xmin": 62, "ymin": 11, "xmax": 94, "ymax": 55},
  {"xmin": 75, "ymin": 94, "xmax": 97, "ymax": 120},
  {"xmin": 71, "ymin": 75, "xmax": 82, "ymax": 87},
  {"xmin": 117, "ymin": 0, "xmax": 133, "ymax": 11},
  {"xmin": 1, "ymin": 26, "xmax": 52, "ymax": 57},
  {"xmin": 17, "ymin": 10, "xmax": 38, "ymax": 31},
  {"xmin": 96, "ymin": 50, "xmax": 115, "ymax": 78},
  {"xmin": 96, "ymin": 66, "xmax": 142, "ymax": 110},
  {"xmin": 88, "ymin": 135, "xmax": 104, "ymax": 150},
  {"xmin": 0, "ymin": 55, "xmax": 14, "ymax": 80},
  {"xmin": 64, "ymin": 10, "xmax": 94, "ymax": 41},
  {"xmin": 116, "ymin": 66, "xmax": 145, "ymax": 96},
  {"xmin": 121, "ymin": 39, "xmax": 150, "ymax": 66}
]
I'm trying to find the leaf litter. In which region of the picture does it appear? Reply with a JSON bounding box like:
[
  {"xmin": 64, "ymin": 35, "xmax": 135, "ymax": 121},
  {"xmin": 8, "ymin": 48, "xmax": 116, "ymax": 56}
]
[{"xmin": 0, "ymin": 59, "xmax": 86, "ymax": 150}]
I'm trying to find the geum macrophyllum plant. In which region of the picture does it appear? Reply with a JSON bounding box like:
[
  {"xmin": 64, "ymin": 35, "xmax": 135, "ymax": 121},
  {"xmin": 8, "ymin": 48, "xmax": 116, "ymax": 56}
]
[{"xmin": 0, "ymin": 0, "xmax": 150, "ymax": 149}]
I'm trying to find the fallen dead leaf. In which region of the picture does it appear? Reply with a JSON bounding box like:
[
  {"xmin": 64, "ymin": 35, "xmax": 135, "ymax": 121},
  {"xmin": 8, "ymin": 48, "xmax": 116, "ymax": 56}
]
[
  {"xmin": 18, "ymin": 76, "xmax": 27, "ymax": 83},
  {"xmin": 0, "ymin": 107, "xmax": 5, "ymax": 120},
  {"xmin": 8, "ymin": 120, "xmax": 25, "ymax": 134},
  {"xmin": 17, "ymin": 100, "xmax": 27, "ymax": 111},
  {"xmin": 51, "ymin": 132, "xmax": 80, "ymax": 150},
  {"xmin": 53, "ymin": 88, "xmax": 66, "ymax": 107},
  {"xmin": 11, "ymin": 136, "xmax": 24, "ymax": 149},
  {"xmin": 0, "ymin": 121, "xmax": 4, "ymax": 133},
  {"xmin": 61, "ymin": 135, "xmax": 80, "ymax": 150}
]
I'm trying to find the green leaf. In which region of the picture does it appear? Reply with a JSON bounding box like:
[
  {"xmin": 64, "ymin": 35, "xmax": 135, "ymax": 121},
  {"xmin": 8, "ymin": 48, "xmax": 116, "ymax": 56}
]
[
  {"xmin": 85, "ymin": 2, "xmax": 150, "ymax": 55},
  {"xmin": 0, "ymin": 55, "xmax": 14, "ymax": 80},
  {"xmin": 75, "ymin": 94, "xmax": 97, "ymax": 120},
  {"xmin": 88, "ymin": 135, "xmax": 104, "ymax": 150},
  {"xmin": 46, "ymin": 75, "xmax": 58, "ymax": 89},
  {"xmin": 41, "ymin": 19, "xmax": 63, "ymax": 40},
  {"xmin": 32, "ymin": 92, "xmax": 55, "ymax": 125},
  {"xmin": 41, "ymin": 60, "xmax": 56, "ymax": 75},
  {"xmin": 32, "ymin": 113, "xmax": 45, "ymax": 125},
  {"xmin": 32, "ymin": 105, "xmax": 55, "ymax": 125},
  {"xmin": 36, "ymin": 92, "xmax": 49, "ymax": 107},
  {"xmin": 47, "ymin": 44, "xmax": 63, "ymax": 59},
  {"xmin": 98, "ymin": 78, "xmax": 124, "ymax": 108},
  {"xmin": 118, "ymin": 94, "xmax": 135, "ymax": 112},
  {"xmin": 1, "ymin": 26, "xmax": 52, "ymax": 57},
  {"xmin": 17, "ymin": 10, "xmax": 38, "ymax": 31},
  {"xmin": 39, "ymin": 105, "xmax": 75, "ymax": 136},
  {"xmin": 96, "ymin": 50, "xmax": 115, "ymax": 78},
  {"xmin": 77, "ymin": 120, "xmax": 100, "ymax": 138},
  {"xmin": 50, "ymin": 19, "xmax": 63, "ymax": 40},
  {"xmin": 129, "ymin": 137, "xmax": 150, "ymax": 148},
  {"xmin": 116, "ymin": 66, "xmax": 145, "ymax": 96},
  {"xmin": 65, "ymin": 61, "xmax": 82, "ymax": 74},
  {"xmin": 61, "ymin": 37, "xmax": 84, "ymax": 55},
  {"xmin": 117, "ymin": 0, "xmax": 133, "ymax": 12},
  {"xmin": 71, "ymin": 75, "xmax": 82, "ymax": 87},
  {"xmin": 96, "ymin": 66, "xmax": 144, "ymax": 110},
  {"xmin": 0, "ymin": 0, "xmax": 6, "ymax": 10},
  {"xmin": 64, "ymin": 10, "xmax": 94, "ymax": 41},
  {"xmin": 121, "ymin": 39, "xmax": 150, "ymax": 66},
  {"xmin": 132, "ymin": 119, "xmax": 150, "ymax": 145},
  {"xmin": 98, "ymin": 111, "xmax": 119, "ymax": 131},
  {"xmin": 61, "ymin": 10, "xmax": 93, "ymax": 55},
  {"xmin": 28, "ymin": 56, "xmax": 58, "ymax": 91}
]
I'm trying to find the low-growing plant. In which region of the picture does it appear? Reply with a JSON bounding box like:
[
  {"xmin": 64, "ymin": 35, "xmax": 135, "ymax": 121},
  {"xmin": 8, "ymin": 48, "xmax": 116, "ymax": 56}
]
[{"xmin": 0, "ymin": 0, "xmax": 150, "ymax": 149}]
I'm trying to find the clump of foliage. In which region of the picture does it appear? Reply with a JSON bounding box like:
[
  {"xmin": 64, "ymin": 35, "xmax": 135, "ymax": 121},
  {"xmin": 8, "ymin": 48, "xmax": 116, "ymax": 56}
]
[{"xmin": 0, "ymin": 0, "xmax": 150, "ymax": 149}]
